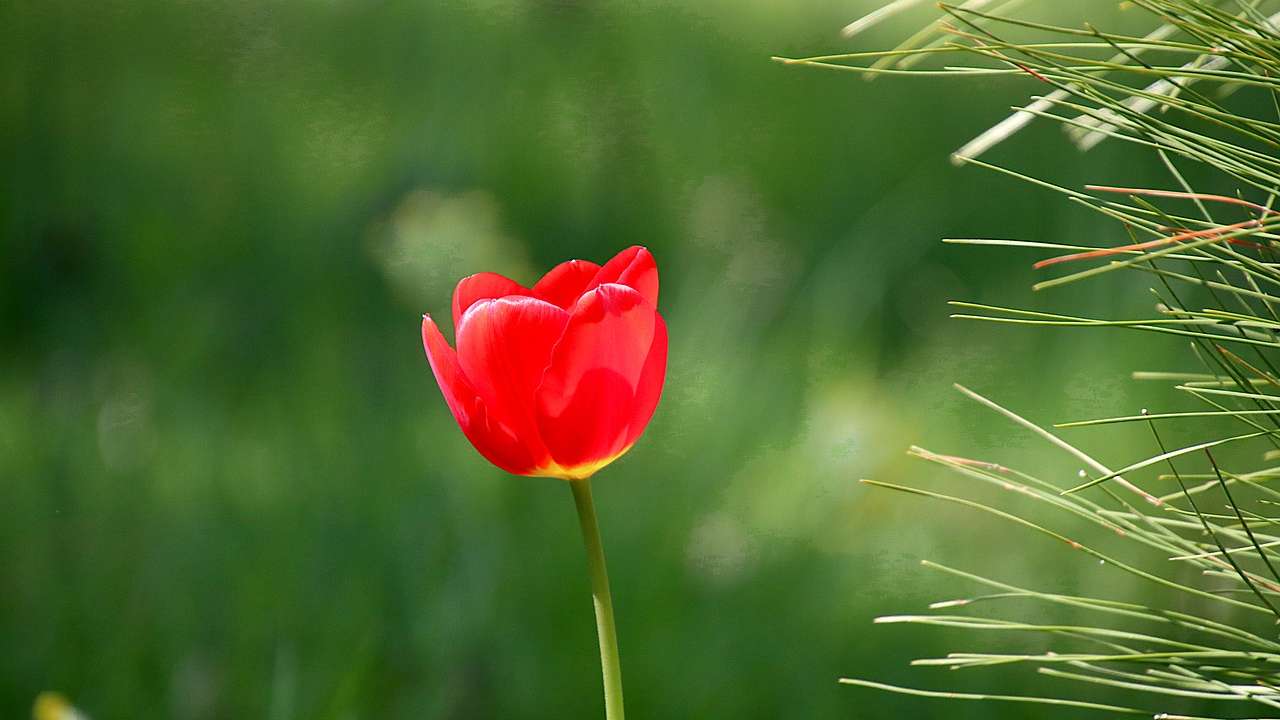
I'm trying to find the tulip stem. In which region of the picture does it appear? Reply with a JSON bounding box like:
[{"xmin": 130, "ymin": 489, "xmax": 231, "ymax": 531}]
[{"xmin": 570, "ymin": 478, "xmax": 626, "ymax": 720}]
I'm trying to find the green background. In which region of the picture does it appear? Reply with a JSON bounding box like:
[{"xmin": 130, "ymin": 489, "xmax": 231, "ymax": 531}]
[{"xmin": 1, "ymin": 1, "xmax": 1247, "ymax": 718}]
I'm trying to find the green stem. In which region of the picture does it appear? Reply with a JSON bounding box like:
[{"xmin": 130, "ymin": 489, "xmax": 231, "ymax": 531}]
[{"xmin": 570, "ymin": 478, "xmax": 625, "ymax": 720}]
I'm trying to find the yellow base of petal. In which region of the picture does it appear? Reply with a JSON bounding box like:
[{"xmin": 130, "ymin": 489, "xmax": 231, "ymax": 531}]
[{"xmin": 527, "ymin": 446, "xmax": 634, "ymax": 481}]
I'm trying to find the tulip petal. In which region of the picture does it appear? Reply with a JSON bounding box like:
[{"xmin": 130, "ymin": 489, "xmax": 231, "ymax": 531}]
[
  {"xmin": 452, "ymin": 272, "xmax": 532, "ymax": 330},
  {"xmin": 533, "ymin": 259, "xmax": 602, "ymax": 309},
  {"xmin": 623, "ymin": 314, "xmax": 668, "ymax": 449},
  {"xmin": 586, "ymin": 246, "xmax": 659, "ymax": 308},
  {"xmin": 422, "ymin": 315, "xmax": 540, "ymax": 475},
  {"xmin": 456, "ymin": 296, "xmax": 570, "ymax": 470},
  {"xmin": 535, "ymin": 283, "xmax": 665, "ymax": 473}
]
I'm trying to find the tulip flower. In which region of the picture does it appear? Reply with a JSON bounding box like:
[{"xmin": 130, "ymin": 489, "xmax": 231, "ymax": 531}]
[
  {"xmin": 421, "ymin": 245, "xmax": 667, "ymax": 481},
  {"xmin": 421, "ymin": 245, "xmax": 668, "ymax": 720}
]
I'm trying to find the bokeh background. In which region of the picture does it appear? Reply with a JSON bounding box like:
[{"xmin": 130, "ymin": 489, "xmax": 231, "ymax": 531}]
[{"xmin": 2, "ymin": 1, "xmax": 1250, "ymax": 718}]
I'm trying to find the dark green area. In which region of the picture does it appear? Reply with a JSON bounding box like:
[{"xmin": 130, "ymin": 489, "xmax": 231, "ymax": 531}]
[{"xmin": 1, "ymin": 1, "xmax": 1245, "ymax": 718}]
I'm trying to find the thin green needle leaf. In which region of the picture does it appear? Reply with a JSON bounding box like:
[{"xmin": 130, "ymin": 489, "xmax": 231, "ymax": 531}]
[
  {"xmin": 1063, "ymin": 431, "xmax": 1270, "ymax": 494},
  {"xmin": 859, "ymin": 479, "xmax": 1270, "ymax": 614},
  {"xmin": 1057, "ymin": 409, "xmax": 1280, "ymax": 427},
  {"xmin": 837, "ymin": 678, "xmax": 1149, "ymax": 714}
]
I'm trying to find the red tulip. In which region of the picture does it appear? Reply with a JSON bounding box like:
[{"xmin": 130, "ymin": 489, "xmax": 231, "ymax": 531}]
[{"xmin": 422, "ymin": 246, "xmax": 668, "ymax": 480}]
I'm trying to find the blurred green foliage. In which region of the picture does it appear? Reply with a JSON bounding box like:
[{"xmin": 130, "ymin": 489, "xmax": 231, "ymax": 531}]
[{"xmin": 0, "ymin": 0, "xmax": 1236, "ymax": 718}]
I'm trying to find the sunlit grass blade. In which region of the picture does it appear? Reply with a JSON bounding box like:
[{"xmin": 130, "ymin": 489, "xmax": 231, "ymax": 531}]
[{"xmin": 836, "ymin": 678, "xmax": 1149, "ymax": 714}]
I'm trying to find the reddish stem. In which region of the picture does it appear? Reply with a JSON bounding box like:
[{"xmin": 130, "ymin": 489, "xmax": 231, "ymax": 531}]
[{"xmin": 1033, "ymin": 219, "xmax": 1261, "ymax": 269}]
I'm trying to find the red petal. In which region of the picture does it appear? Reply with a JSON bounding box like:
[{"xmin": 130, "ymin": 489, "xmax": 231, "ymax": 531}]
[
  {"xmin": 533, "ymin": 259, "xmax": 602, "ymax": 309},
  {"xmin": 455, "ymin": 296, "xmax": 570, "ymax": 471},
  {"xmin": 623, "ymin": 313, "xmax": 667, "ymax": 449},
  {"xmin": 452, "ymin": 272, "xmax": 532, "ymax": 330},
  {"xmin": 422, "ymin": 315, "xmax": 541, "ymax": 474},
  {"xmin": 585, "ymin": 246, "xmax": 659, "ymax": 308},
  {"xmin": 535, "ymin": 284, "xmax": 666, "ymax": 473}
]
